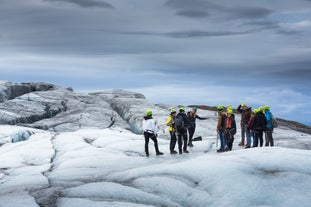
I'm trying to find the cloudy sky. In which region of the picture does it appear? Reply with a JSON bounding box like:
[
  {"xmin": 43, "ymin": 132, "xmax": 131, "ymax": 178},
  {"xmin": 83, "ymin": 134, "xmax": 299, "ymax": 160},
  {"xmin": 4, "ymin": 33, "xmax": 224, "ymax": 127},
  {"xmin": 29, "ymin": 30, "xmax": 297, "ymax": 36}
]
[{"xmin": 0, "ymin": 0, "xmax": 311, "ymax": 125}]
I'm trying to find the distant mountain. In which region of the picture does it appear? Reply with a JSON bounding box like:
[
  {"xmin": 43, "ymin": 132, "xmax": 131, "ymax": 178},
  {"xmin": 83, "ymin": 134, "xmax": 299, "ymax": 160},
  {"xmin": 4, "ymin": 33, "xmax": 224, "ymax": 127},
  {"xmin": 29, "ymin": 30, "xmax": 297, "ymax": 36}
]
[{"xmin": 0, "ymin": 81, "xmax": 309, "ymax": 135}]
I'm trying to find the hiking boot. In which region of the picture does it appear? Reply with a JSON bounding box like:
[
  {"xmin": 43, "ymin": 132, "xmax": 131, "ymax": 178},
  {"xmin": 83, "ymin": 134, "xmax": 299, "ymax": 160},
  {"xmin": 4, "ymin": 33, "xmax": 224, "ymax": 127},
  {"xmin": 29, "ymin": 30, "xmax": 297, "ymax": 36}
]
[
  {"xmin": 179, "ymin": 150, "xmax": 182, "ymax": 154},
  {"xmin": 238, "ymin": 142, "xmax": 245, "ymax": 146},
  {"xmin": 170, "ymin": 151, "xmax": 177, "ymax": 155},
  {"xmin": 245, "ymin": 145, "xmax": 251, "ymax": 149},
  {"xmin": 217, "ymin": 148, "xmax": 225, "ymax": 153},
  {"xmin": 188, "ymin": 142, "xmax": 194, "ymax": 147},
  {"xmin": 183, "ymin": 149, "xmax": 189, "ymax": 153},
  {"xmin": 156, "ymin": 152, "xmax": 164, "ymax": 156},
  {"xmin": 146, "ymin": 153, "xmax": 149, "ymax": 157}
]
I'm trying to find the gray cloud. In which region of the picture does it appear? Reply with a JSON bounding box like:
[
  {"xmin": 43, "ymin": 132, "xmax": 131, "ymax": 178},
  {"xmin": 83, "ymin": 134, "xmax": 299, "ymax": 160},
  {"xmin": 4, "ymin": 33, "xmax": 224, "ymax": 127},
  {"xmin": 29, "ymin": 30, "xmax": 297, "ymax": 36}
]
[
  {"xmin": 164, "ymin": 0, "xmax": 223, "ymax": 18},
  {"xmin": 117, "ymin": 29, "xmax": 248, "ymax": 38},
  {"xmin": 165, "ymin": 0, "xmax": 223, "ymax": 10},
  {"xmin": 164, "ymin": 30, "xmax": 247, "ymax": 38},
  {"xmin": 164, "ymin": 0, "xmax": 272, "ymax": 20},
  {"xmin": 245, "ymin": 20, "xmax": 279, "ymax": 27},
  {"xmin": 276, "ymin": 28, "xmax": 303, "ymax": 35},
  {"xmin": 232, "ymin": 7, "xmax": 272, "ymax": 19},
  {"xmin": 1, "ymin": 0, "xmax": 310, "ymax": 125},
  {"xmin": 244, "ymin": 20, "xmax": 307, "ymax": 36},
  {"xmin": 45, "ymin": 0, "xmax": 114, "ymax": 8},
  {"xmin": 176, "ymin": 10, "xmax": 209, "ymax": 18}
]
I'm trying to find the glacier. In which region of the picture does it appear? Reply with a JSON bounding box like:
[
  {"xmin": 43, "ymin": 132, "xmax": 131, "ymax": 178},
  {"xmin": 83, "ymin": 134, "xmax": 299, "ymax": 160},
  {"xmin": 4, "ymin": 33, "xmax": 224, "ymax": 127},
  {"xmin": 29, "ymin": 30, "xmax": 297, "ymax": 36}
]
[{"xmin": 0, "ymin": 82, "xmax": 310, "ymax": 207}]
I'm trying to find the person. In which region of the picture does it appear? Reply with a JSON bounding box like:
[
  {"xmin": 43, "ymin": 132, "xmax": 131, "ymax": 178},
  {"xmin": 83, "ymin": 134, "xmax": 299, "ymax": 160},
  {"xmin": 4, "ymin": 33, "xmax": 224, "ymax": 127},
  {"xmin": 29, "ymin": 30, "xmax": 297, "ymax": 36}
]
[
  {"xmin": 252, "ymin": 107, "xmax": 267, "ymax": 147},
  {"xmin": 142, "ymin": 110, "xmax": 163, "ymax": 157},
  {"xmin": 222, "ymin": 109, "xmax": 236, "ymax": 151},
  {"xmin": 166, "ymin": 108, "xmax": 177, "ymax": 154},
  {"xmin": 264, "ymin": 105, "xmax": 274, "ymax": 147},
  {"xmin": 216, "ymin": 105, "xmax": 227, "ymax": 152},
  {"xmin": 187, "ymin": 107, "xmax": 208, "ymax": 147},
  {"xmin": 175, "ymin": 107, "xmax": 191, "ymax": 154},
  {"xmin": 237, "ymin": 103, "xmax": 252, "ymax": 146},
  {"xmin": 246, "ymin": 109, "xmax": 257, "ymax": 148}
]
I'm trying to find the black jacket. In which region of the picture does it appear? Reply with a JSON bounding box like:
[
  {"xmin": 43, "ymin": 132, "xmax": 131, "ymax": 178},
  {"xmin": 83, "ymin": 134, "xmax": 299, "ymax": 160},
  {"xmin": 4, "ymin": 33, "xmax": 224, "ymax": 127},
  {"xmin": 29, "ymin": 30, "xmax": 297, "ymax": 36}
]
[
  {"xmin": 222, "ymin": 115, "xmax": 237, "ymax": 136},
  {"xmin": 176, "ymin": 112, "xmax": 191, "ymax": 129},
  {"xmin": 237, "ymin": 105, "xmax": 252, "ymax": 125},
  {"xmin": 252, "ymin": 112, "xmax": 267, "ymax": 132},
  {"xmin": 144, "ymin": 115, "xmax": 152, "ymax": 121},
  {"xmin": 187, "ymin": 112, "xmax": 207, "ymax": 127}
]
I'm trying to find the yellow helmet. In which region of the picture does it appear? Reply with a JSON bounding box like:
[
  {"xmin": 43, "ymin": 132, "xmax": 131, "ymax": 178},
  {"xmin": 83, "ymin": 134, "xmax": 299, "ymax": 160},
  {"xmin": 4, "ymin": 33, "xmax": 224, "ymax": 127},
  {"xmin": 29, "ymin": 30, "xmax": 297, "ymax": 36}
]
[
  {"xmin": 146, "ymin": 110, "xmax": 152, "ymax": 116},
  {"xmin": 227, "ymin": 109, "xmax": 233, "ymax": 115},
  {"xmin": 217, "ymin": 105, "xmax": 224, "ymax": 110},
  {"xmin": 227, "ymin": 105, "xmax": 233, "ymax": 111}
]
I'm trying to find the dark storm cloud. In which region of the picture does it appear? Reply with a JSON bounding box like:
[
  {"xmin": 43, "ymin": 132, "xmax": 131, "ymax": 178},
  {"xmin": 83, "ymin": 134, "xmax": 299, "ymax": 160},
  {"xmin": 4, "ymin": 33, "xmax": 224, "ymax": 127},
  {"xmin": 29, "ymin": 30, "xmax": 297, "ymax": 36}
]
[{"xmin": 45, "ymin": 0, "xmax": 114, "ymax": 8}]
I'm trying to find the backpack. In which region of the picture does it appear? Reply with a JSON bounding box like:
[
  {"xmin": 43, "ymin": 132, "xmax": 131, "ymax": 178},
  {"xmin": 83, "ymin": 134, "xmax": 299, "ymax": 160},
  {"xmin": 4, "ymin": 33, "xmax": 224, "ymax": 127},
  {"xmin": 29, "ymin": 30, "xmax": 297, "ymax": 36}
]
[
  {"xmin": 272, "ymin": 115, "xmax": 278, "ymax": 128},
  {"xmin": 175, "ymin": 113, "xmax": 184, "ymax": 128}
]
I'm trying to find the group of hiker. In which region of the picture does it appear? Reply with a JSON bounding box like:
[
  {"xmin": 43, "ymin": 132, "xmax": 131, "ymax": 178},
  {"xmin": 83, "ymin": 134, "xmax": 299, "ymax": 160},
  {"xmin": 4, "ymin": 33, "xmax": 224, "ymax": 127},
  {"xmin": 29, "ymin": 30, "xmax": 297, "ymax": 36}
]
[
  {"xmin": 142, "ymin": 104, "xmax": 276, "ymax": 157},
  {"xmin": 216, "ymin": 104, "xmax": 275, "ymax": 153}
]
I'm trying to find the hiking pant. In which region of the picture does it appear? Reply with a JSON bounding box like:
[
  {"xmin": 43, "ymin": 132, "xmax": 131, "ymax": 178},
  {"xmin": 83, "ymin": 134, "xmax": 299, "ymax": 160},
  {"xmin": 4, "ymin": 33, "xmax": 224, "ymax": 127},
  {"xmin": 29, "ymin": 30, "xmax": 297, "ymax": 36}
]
[
  {"xmin": 169, "ymin": 131, "xmax": 177, "ymax": 153},
  {"xmin": 254, "ymin": 130, "xmax": 264, "ymax": 147},
  {"xmin": 224, "ymin": 131, "xmax": 234, "ymax": 151},
  {"xmin": 177, "ymin": 128, "xmax": 188, "ymax": 152},
  {"xmin": 265, "ymin": 129, "xmax": 274, "ymax": 147},
  {"xmin": 188, "ymin": 126, "xmax": 195, "ymax": 144},
  {"xmin": 144, "ymin": 132, "xmax": 160, "ymax": 155},
  {"xmin": 246, "ymin": 130, "xmax": 254, "ymax": 147},
  {"xmin": 240, "ymin": 123, "xmax": 247, "ymax": 144},
  {"xmin": 218, "ymin": 129, "xmax": 227, "ymax": 150}
]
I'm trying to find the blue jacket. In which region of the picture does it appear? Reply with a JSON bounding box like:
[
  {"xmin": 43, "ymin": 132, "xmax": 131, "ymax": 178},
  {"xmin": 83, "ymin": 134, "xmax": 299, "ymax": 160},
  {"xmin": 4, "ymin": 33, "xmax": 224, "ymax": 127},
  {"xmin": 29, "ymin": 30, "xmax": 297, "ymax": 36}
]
[{"xmin": 265, "ymin": 110, "xmax": 273, "ymax": 129}]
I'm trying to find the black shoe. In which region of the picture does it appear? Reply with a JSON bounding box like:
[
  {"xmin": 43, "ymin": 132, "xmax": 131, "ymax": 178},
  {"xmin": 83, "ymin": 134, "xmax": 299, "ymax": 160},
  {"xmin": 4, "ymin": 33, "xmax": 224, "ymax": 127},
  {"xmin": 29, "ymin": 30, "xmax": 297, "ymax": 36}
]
[
  {"xmin": 183, "ymin": 149, "xmax": 189, "ymax": 153},
  {"xmin": 245, "ymin": 145, "xmax": 251, "ymax": 149},
  {"xmin": 188, "ymin": 142, "xmax": 193, "ymax": 147},
  {"xmin": 156, "ymin": 152, "xmax": 164, "ymax": 156},
  {"xmin": 170, "ymin": 151, "xmax": 177, "ymax": 154},
  {"xmin": 179, "ymin": 150, "xmax": 182, "ymax": 154},
  {"xmin": 146, "ymin": 153, "xmax": 149, "ymax": 157},
  {"xmin": 217, "ymin": 148, "xmax": 225, "ymax": 153}
]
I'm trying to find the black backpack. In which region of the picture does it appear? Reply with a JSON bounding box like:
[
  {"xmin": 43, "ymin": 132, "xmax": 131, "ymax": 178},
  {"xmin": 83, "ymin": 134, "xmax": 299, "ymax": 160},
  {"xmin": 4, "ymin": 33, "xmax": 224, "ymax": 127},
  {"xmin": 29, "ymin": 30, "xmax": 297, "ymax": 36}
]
[{"xmin": 175, "ymin": 113, "xmax": 184, "ymax": 128}]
